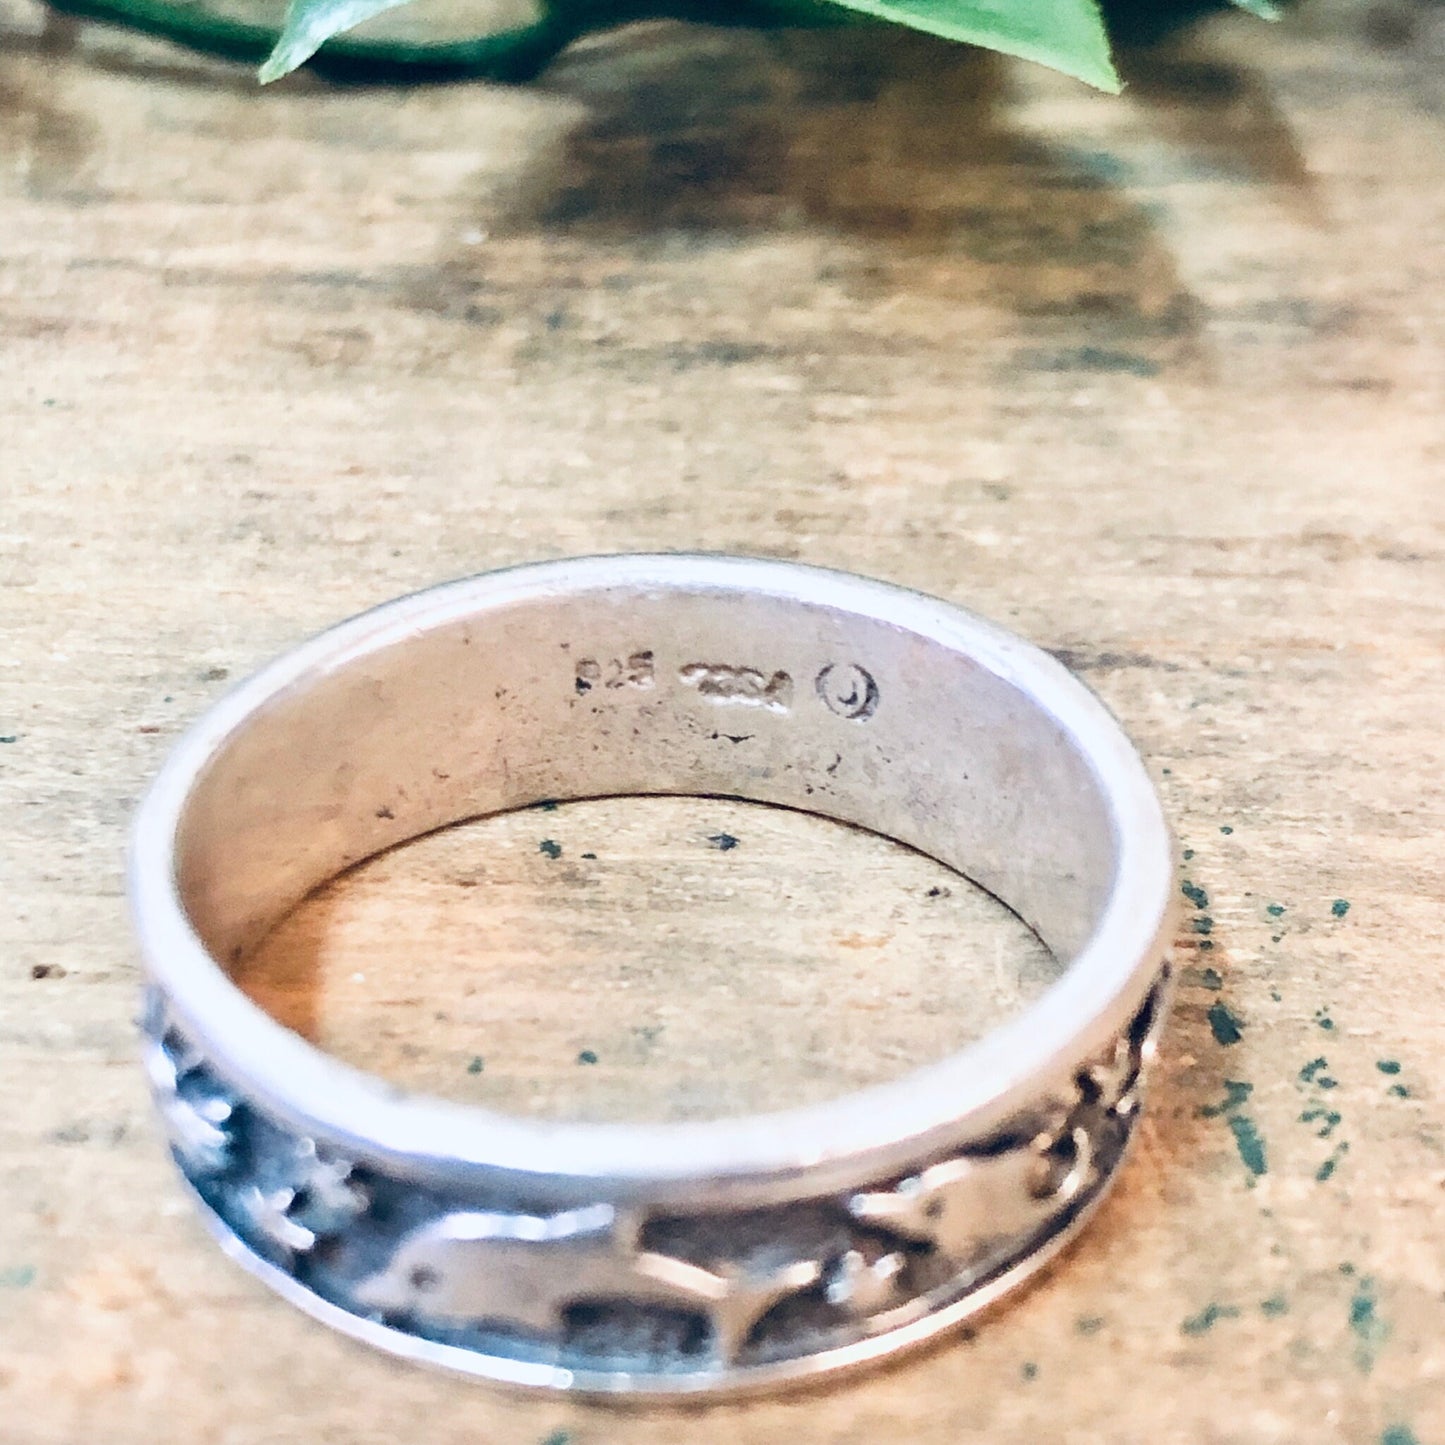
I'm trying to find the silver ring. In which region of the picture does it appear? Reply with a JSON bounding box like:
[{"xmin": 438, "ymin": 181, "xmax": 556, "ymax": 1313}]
[{"xmin": 129, "ymin": 554, "xmax": 1177, "ymax": 1397}]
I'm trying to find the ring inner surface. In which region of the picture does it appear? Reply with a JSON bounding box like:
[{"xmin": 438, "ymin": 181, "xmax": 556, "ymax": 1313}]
[{"xmin": 174, "ymin": 587, "xmax": 1118, "ymax": 987}]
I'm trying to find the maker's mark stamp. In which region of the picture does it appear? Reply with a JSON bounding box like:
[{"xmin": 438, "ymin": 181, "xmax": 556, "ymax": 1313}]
[
  {"xmin": 816, "ymin": 664, "xmax": 879, "ymax": 721},
  {"xmin": 678, "ymin": 664, "xmax": 794, "ymax": 712}
]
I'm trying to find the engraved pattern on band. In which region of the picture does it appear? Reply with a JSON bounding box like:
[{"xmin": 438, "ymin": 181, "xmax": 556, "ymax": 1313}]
[{"xmin": 141, "ymin": 971, "xmax": 1170, "ymax": 1390}]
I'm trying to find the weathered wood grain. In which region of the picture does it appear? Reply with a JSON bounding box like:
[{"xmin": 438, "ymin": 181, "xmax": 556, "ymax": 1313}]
[{"xmin": 1, "ymin": 1, "xmax": 1442, "ymax": 1440}]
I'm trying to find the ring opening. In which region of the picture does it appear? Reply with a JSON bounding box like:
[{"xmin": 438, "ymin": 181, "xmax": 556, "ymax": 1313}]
[{"xmin": 235, "ymin": 794, "xmax": 1059, "ymax": 1122}]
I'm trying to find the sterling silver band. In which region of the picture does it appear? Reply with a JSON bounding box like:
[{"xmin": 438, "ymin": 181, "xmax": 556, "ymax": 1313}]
[{"xmin": 129, "ymin": 554, "xmax": 1177, "ymax": 1397}]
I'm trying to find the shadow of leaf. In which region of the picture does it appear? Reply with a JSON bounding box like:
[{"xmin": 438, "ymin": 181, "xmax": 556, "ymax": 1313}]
[
  {"xmin": 0, "ymin": 12, "xmax": 102, "ymax": 197},
  {"xmin": 476, "ymin": 23, "xmax": 1205, "ymax": 363},
  {"xmin": 1116, "ymin": 35, "xmax": 1320, "ymax": 218}
]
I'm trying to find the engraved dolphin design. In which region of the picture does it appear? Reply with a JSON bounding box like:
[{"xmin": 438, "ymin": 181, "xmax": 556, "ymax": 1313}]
[
  {"xmin": 352, "ymin": 1205, "xmax": 820, "ymax": 1362},
  {"xmin": 848, "ymin": 1131, "xmax": 1093, "ymax": 1263}
]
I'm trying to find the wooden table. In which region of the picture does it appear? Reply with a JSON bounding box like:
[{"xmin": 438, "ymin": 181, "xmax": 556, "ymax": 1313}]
[{"xmin": 2, "ymin": 0, "xmax": 1442, "ymax": 1439}]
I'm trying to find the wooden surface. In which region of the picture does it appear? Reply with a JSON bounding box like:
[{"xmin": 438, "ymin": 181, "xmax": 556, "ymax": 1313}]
[{"xmin": 2, "ymin": 0, "xmax": 1444, "ymax": 1440}]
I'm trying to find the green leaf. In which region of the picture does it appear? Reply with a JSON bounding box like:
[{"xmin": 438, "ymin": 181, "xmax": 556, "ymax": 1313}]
[
  {"xmin": 261, "ymin": 0, "xmax": 416, "ymax": 79},
  {"xmin": 262, "ymin": 0, "xmax": 1121, "ymax": 88},
  {"xmin": 818, "ymin": 0, "xmax": 1119, "ymax": 92},
  {"xmin": 262, "ymin": 0, "xmax": 560, "ymax": 79},
  {"xmin": 261, "ymin": 0, "xmax": 413, "ymax": 78}
]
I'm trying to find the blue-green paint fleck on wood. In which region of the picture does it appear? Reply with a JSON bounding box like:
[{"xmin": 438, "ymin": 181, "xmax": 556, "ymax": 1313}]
[
  {"xmin": 1021, "ymin": 1361, "xmax": 1039, "ymax": 1381},
  {"xmin": 0, "ymin": 1266, "xmax": 36, "ymax": 1288},
  {"xmin": 1181, "ymin": 881, "xmax": 1209, "ymax": 909},
  {"xmin": 1200, "ymin": 1082, "xmax": 1266, "ymax": 1179},
  {"xmin": 1376, "ymin": 1060, "xmax": 1402, "ymax": 1075},
  {"xmin": 1331, "ymin": 898, "xmax": 1350, "ymax": 917},
  {"xmin": 576, "ymin": 1049, "xmax": 598, "ymax": 1065},
  {"xmin": 1260, "ymin": 1295, "xmax": 1288, "ymax": 1317},
  {"xmin": 1388, "ymin": 1083, "xmax": 1411, "ymax": 1098},
  {"xmin": 1075, "ymin": 1315, "xmax": 1106, "ymax": 1335},
  {"xmin": 538, "ymin": 839, "xmax": 562, "ymax": 859},
  {"xmin": 1380, "ymin": 1428, "xmax": 1419, "ymax": 1445},
  {"xmin": 1316, "ymin": 1143, "xmax": 1349, "ymax": 1182},
  {"xmin": 1208, "ymin": 1001, "xmax": 1244, "ymax": 1046},
  {"xmin": 1266, "ymin": 903, "xmax": 1286, "ymax": 918},
  {"xmin": 467, "ymin": 1056, "xmax": 484, "ymax": 1074},
  {"xmin": 1228, "ymin": 1115, "xmax": 1267, "ymax": 1177},
  {"xmin": 707, "ymin": 833, "xmax": 739, "ymax": 851},
  {"xmin": 540, "ymin": 1432, "xmax": 573, "ymax": 1445},
  {"xmin": 1349, "ymin": 1277, "xmax": 1389, "ymax": 1373},
  {"xmin": 1220, "ymin": 825, "xmax": 1234, "ymax": 834},
  {"xmin": 1300, "ymin": 1057, "xmax": 1330, "ymax": 1084},
  {"xmin": 1300, "ymin": 1106, "xmax": 1342, "ymax": 1139},
  {"xmin": 1200, "ymin": 1080, "xmax": 1253, "ymax": 1118},
  {"xmin": 1181, "ymin": 1302, "xmax": 1241, "ymax": 1336}
]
